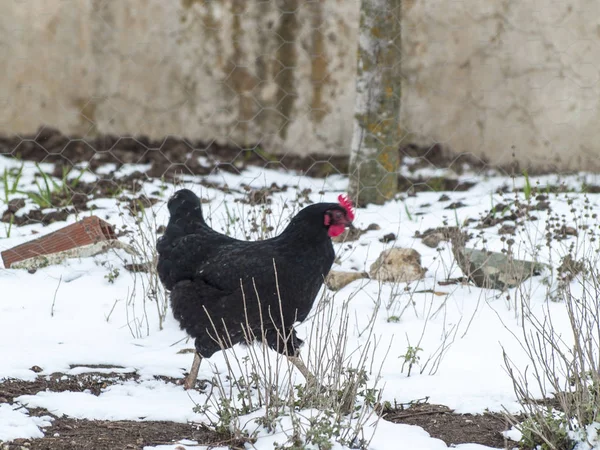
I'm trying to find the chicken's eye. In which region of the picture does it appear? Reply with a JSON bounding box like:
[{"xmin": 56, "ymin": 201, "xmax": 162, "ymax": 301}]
[{"xmin": 333, "ymin": 211, "xmax": 343, "ymax": 220}]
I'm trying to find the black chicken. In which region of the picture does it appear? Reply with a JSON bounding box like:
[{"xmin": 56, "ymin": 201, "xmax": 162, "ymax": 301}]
[{"xmin": 156, "ymin": 189, "xmax": 355, "ymax": 389}]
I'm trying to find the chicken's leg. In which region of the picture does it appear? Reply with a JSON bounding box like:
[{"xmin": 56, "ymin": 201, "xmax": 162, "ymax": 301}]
[
  {"xmin": 265, "ymin": 328, "xmax": 322, "ymax": 391},
  {"xmin": 184, "ymin": 352, "xmax": 202, "ymax": 390},
  {"xmin": 287, "ymin": 355, "xmax": 320, "ymax": 391}
]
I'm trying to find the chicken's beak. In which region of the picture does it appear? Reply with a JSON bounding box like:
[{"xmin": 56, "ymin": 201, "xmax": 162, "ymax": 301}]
[{"xmin": 347, "ymin": 221, "xmax": 355, "ymax": 230}]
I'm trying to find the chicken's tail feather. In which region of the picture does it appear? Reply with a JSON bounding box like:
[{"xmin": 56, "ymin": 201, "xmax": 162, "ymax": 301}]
[
  {"xmin": 167, "ymin": 189, "xmax": 205, "ymax": 222},
  {"xmin": 160, "ymin": 189, "xmax": 207, "ymax": 244},
  {"xmin": 156, "ymin": 189, "xmax": 209, "ymax": 290}
]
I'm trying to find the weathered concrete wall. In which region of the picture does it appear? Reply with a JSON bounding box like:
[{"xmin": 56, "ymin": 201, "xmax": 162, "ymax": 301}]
[
  {"xmin": 4, "ymin": 1, "xmax": 600, "ymax": 171},
  {"xmin": 401, "ymin": 0, "xmax": 600, "ymax": 172},
  {"xmin": 1, "ymin": 0, "xmax": 359, "ymax": 156}
]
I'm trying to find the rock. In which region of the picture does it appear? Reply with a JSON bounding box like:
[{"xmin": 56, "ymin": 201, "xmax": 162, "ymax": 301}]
[
  {"xmin": 325, "ymin": 270, "xmax": 369, "ymax": 291},
  {"xmin": 532, "ymin": 200, "xmax": 551, "ymax": 211},
  {"xmin": 369, "ymin": 248, "xmax": 426, "ymax": 283},
  {"xmin": 6, "ymin": 197, "xmax": 26, "ymax": 213},
  {"xmin": 1, "ymin": 197, "xmax": 26, "ymax": 222},
  {"xmin": 453, "ymin": 247, "xmax": 548, "ymax": 290},
  {"xmin": 379, "ymin": 233, "xmax": 397, "ymax": 243},
  {"xmin": 422, "ymin": 233, "xmax": 445, "ymax": 248},
  {"xmin": 416, "ymin": 226, "xmax": 458, "ymax": 248},
  {"xmin": 444, "ymin": 201, "xmax": 467, "ymax": 210}
]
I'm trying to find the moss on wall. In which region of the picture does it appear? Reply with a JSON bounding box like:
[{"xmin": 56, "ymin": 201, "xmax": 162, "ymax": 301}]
[{"xmin": 274, "ymin": 0, "xmax": 299, "ymax": 140}]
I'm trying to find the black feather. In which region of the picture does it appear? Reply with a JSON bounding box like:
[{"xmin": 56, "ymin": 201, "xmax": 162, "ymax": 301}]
[{"xmin": 157, "ymin": 189, "xmax": 351, "ymax": 358}]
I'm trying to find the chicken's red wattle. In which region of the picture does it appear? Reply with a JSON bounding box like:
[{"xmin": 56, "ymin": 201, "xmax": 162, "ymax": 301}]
[{"xmin": 327, "ymin": 224, "xmax": 346, "ymax": 237}]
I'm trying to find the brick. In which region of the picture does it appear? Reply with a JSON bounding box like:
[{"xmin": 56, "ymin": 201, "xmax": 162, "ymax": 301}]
[{"xmin": 1, "ymin": 216, "xmax": 117, "ymax": 269}]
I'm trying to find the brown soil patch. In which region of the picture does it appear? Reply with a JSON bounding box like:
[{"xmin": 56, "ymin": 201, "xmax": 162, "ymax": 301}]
[
  {"xmin": 0, "ymin": 371, "xmax": 140, "ymax": 403},
  {"xmin": 0, "ymin": 128, "xmax": 352, "ymax": 229},
  {"xmin": 398, "ymin": 175, "xmax": 476, "ymax": 194},
  {"xmin": 1, "ymin": 373, "xmax": 523, "ymax": 449},
  {"xmin": 0, "ymin": 129, "xmax": 491, "ymax": 232},
  {"xmin": 0, "ymin": 371, "xmax": 244, "ymax": 450},
  {"xmin": 0, "ymin": 128, "xmax": 486, "ymax": 192},
  {"xmin": 2, "ymin": 416, "xmax": 243, "ymax": 450},
  {"xmin": 0, "ymin": 171, "xmax": 156, "ymax": 227},
  {"xmin": 0, "ymin": 126, "xmax": 350, "ymax": 179},
  {"xmin": 382, "ymin": 403, "xmax": 519, "ymax": 449},
  {"xmin": 400, "ymin": 143, "xmax": 490, "ymax": 175}
]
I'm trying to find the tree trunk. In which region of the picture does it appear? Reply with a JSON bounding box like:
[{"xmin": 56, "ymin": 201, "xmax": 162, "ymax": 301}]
[{"xmin": 348, "ymin": 0, "xmax": 402, "ymax": 206}]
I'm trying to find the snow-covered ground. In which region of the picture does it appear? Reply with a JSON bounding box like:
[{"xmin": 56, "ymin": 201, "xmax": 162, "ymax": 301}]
[{"xmin": 2, "ymin": 154, "xmax": 600, "ymax": 449}]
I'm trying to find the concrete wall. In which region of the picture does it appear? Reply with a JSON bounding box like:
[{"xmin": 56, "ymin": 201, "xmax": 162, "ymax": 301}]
[
  {"xmin": 401, "ymin": 0, "xmax": 600, "ymax": 172},
  {"xmin": 1, "ymin": 0, "xmax": 359, "ymax": 156},
  {"xmin": 3, "ymin": 0, "xmax": 600, "ymax": 171}
]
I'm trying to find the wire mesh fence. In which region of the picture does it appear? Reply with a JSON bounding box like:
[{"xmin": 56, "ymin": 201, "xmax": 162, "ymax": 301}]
[
  {"xmin": 4, "ymin": 2, "xmax": 600, "ymax": 449},
  {"xmin": 3, "ymin": 1, "xmax": 596, "ymax": 232}
]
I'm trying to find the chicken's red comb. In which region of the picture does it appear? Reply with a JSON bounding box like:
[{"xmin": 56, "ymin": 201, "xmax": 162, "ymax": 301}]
[{"xmin": 338, "ymin": 194, "xmax": 355, "ymax": 221}]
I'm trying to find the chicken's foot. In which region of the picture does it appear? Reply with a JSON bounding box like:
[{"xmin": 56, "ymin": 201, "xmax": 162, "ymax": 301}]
[{"xmin": 184, "ymin": 352, "xmax": 202, "ymax": 390}]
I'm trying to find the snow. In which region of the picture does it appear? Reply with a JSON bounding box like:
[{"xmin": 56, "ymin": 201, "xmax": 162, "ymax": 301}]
[
  {"xmin": 145, "ymin": 443, "xmax": 230, "ymax": 450},
  {"xmin": 17, "ymin": 380, "xmax": 209, "ymax": 422},
  {"xmin": 2, "ymin": 154, "xmax": 600, "ymax": 448},
  {"xmin": 0, "ymin": 404, "xmax": 52, "ymax": 441}
]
